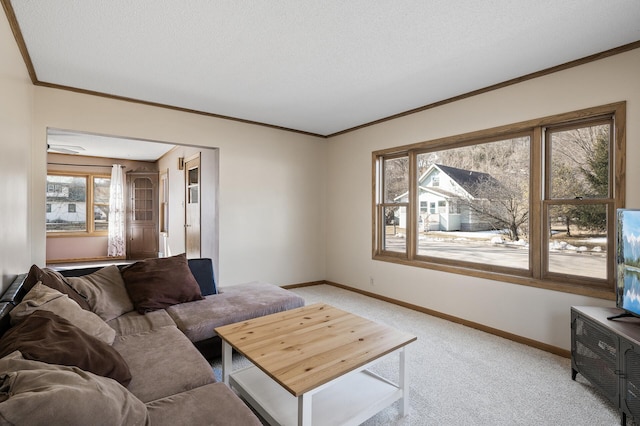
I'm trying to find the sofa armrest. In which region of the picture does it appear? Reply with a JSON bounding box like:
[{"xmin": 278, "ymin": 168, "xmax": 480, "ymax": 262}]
[
  {"xmin": 0, "ymin": 273, "xmax": 28, "ymax": 304},
  {"xmin": 187, "ymin": 258, "xmax": 217, "ymax": 296}
]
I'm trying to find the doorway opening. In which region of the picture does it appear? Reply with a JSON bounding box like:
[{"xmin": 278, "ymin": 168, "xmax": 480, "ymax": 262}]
[{"xmin": 45, "ymin": 129, "xmax": 219, "ymax": 275}]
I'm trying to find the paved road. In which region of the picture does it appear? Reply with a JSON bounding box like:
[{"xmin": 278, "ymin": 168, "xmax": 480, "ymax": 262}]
[{"xmin": 385, "ymin": 236, "xmax": 607, "ymax": 279}]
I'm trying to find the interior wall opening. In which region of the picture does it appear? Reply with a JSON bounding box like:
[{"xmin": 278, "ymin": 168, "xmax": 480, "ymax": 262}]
[{"xmin": 45, "ymin": 128, "xmax": 219, "ymax": 276}]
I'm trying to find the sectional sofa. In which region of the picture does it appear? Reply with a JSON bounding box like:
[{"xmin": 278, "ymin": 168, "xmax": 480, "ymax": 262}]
[{"xmin": 0, "ymin": 254, "xmax": 305, "ymax": 425}]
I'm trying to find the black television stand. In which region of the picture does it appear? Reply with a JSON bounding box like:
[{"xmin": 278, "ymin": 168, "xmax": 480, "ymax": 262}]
[{"xmin": 572, "ymin": 306, "xmax": 640, "ymax": 425}]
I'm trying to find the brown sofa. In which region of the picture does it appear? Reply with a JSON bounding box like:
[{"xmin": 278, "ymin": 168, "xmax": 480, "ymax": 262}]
[{"xmin": 0, "ymin": 255, "xmax": 305, "ymax": 425}]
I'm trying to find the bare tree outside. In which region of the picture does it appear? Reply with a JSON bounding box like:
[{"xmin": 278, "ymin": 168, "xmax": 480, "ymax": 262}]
[
  {"xmin": 547, "ymin": 123, "xmax": 611, "ymax": 279},
  {"xmin": 383, "ymin": 156, "xmax": 408, "ymax": 202},
  {"xmin": 382, "ymin": 156, "xmax": 409, "ymax": 252},
  {"xmin": 462, "ymin": 173, "xmax": 529, "ymax": 242}
]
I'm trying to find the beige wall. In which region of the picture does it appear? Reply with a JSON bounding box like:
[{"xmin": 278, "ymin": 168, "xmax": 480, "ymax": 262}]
[
  {"xmin": 326, "ymin": 48, "xmax": 640, "ymax": 351},
  {"xmin": 0, "ymin": 12, "xmax": 33, "ymax": 292},
  {"xmin": 31, "ymin": 87, "xmax": 328, "ymax": 288}
]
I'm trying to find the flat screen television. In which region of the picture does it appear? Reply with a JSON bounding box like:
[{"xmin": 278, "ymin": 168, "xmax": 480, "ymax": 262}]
[{"xmin": 613, "ymin": 209, "xmax": 640, "ymax": 319}]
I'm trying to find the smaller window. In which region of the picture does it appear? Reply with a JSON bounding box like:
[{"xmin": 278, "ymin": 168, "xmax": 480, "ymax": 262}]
[
  {"xmin": 93, "ymin": 177, "xmax": 110, "ymax": 232},
  {"xmin": 46, "ymin": 173, "xmax": 108, "ymax": 234}
]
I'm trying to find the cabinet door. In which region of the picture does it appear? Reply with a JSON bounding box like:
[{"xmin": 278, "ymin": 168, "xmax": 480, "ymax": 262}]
[
  {"xmin": 571, "ymin": 312, "xmax": 619, "ymax": 405},
  {"xmin": 129, "ymin": 224, "xmax": 158, "ymax": 259},
  {"xmin": 127, "ymin": 173, "xmax": 158, "ymax": 259},
  {"xmin": 131, "ymin": 176, "xmax": 155, "ymax": 222},
  {"xmin": 621, "ymin": 340, "xmax": 640, "ymax": 421}
]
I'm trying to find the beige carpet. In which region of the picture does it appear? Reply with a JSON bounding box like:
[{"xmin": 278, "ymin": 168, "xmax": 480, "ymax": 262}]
[{"xmin": 214, "ymin": 284, "xmax": 622, "ymax": 425}]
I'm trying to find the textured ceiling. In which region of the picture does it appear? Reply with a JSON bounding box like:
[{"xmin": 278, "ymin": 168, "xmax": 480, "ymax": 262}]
[
  {"xmin": 6, "ymin": 0, "xmax": 640, "ymax": 136},
  {"xmin": 47, "ymin": 129, "xmax": 175, "ymax": 161}
]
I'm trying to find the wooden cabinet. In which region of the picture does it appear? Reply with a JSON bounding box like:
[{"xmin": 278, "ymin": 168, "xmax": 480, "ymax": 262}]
[
  {"xmin": 127, "ymin": 172, "xmax": 158, "ymax": 260},
  {"xmin": 571, "ymin": 306, "xmax": 640, "ymax": 425}
]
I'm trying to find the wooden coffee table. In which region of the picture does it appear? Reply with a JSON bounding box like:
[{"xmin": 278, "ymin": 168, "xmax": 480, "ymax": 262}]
[{"xmin": 214, "ymin": 303, "xmax": 417, "ymax": 426}]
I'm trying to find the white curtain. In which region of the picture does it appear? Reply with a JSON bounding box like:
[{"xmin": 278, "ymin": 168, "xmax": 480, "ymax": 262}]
[{"xmin": 108, "ymin": 164, "xmax": 126, "ymax": 257}]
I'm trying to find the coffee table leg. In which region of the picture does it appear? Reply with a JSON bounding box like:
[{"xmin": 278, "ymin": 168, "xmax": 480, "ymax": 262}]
[
  {"xmin": 298, "ymin": 393, "xmax": 312, "ymax": 426},
  {"xmin": 400, "ymin": 346, "xmax": 409, "ymax": 416},
  {"xmin": 221, "ymin": 340, "xmax": 232, "ymax": 385}
]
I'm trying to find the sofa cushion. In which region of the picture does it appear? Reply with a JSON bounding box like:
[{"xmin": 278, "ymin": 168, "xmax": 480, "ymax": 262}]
[
  {"xmin": 0, "ymin": 310, "xmax": 131, "ymax": 386},
  {"xmin": 121, "ymin": 254, "xmax": 204, "ymax": 314},
  {"xmin": 166, "ymin": 281, "xmax": 305, "ymax": 342},
  {"xmin": 146, "ymin": 382, "xmax": 261, "ymax": 426},
  {"xmin": 107, "ymin": 309, "xmax": 176, "ymax": 336},
  {"xmin": 24, "ymin": 264, "xmax": 91, "ymax": 310},
  {"xmin": 66, "ymin": 265, "xmax": 134, "ymax": 321},
  {"xmin": 10, "ymin": 282, "xmax": 116, "ymax": 344},
  {"xmin": 112, "ymin": 325, "xmax": 215, "ymax": 402},
  {"xmin": 0, "ymin": 351, "xmax": 149, "ymax": 426}
]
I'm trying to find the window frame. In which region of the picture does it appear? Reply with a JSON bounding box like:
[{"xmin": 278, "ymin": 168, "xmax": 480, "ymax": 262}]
[
  {"xmin": 375, "ymin": 153, "xmax": 411, "ymax": 259},
  {"xmin": 372, "ymin": 102, "xmax": 626, "ymax": 299},
  {"xmin": 46, "ymin": 171, "xmax": 111, "ymax": 237}
]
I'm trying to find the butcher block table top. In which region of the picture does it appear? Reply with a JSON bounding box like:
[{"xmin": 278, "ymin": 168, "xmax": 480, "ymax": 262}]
[{"xmin": 215, "ymin": 302, "xmax": 417, "ymax": 396}]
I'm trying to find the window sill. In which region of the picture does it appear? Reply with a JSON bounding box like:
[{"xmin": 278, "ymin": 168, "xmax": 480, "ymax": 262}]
[
  {"xmin": 46, "ymin": 232, "xmax": 108, "ymax": 238},
  {"xmin": 372, "ymin": 254, "xmax": 615, "ymax": 301}
]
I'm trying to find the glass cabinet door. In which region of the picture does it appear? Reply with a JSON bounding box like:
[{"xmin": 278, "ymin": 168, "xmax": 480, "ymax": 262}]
[{"xmin": 132, "ymin": 177, "xmax": 154, "ymax": 222}]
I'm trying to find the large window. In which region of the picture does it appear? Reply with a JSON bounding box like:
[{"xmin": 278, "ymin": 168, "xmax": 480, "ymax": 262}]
[
  {"xmin": 46, "ymin": 173, "xmax": 111, "ymax": 235},
  {"xmin": 373, "ymin": 103, "xmax": 625, "ymax": 297}
]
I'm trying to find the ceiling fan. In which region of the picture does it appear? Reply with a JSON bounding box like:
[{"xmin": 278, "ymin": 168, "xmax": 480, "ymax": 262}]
[{"xmin": 47, "ymin": 144, "xmax": 85, "ymax": 154}]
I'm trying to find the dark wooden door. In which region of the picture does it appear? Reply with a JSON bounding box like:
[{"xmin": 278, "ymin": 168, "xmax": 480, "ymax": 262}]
[{"xmin": 127, "ymin": 172, "xmax": 158, "ymax": 259}]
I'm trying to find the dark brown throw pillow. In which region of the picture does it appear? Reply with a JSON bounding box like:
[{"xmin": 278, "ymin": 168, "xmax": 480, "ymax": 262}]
[
  {"xmin": 0, "ymin": 310, "xmax": 131, "ymax": 386},
  {"xmin": 121, "ymin": 253, "xmax": 203, "ymax": 314},
  {"xmin": 24, "ymin": 264, "xmax": 91, "ymax": 311}
]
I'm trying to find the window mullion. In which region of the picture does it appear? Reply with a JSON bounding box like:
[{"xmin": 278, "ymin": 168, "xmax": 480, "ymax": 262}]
[
  {"xmin": 408, "ymin": 151, "xmax": 417, "ymax": 260},
  {"xmin": 87, "ymin": 175, "xmax": 94, "ymax": 233},
  {"xmin": 612, "ymin": 104, "xmax": 626, "ymax": 207},
  {"xmin": 531, "ymin": 127, "xmax": 543, "ymax": 280}
]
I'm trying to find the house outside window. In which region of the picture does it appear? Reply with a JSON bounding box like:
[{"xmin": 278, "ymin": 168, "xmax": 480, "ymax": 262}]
[
  {"xmin": 46, "ymin": 173, "xmax": 110, "ymax": 235},
  {"xmin": 373, "ymin": 103, "xmax": 625, "ymax": 297},
  {"xmin": 93, "ymin": 177, "xmax": 110, "ymax": 232}
]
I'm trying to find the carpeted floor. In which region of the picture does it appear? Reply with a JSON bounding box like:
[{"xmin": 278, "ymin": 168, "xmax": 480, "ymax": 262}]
[{"xmin": 213, "ymin": 284, "xmax": 623, "ymax": 425}]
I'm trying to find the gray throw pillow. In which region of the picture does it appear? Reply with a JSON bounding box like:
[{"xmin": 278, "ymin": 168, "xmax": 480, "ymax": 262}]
[
  {"xmin": 66, "ymin": 265, "xmax": 134, "ymax": 321},
  {"xmin": 23, "ymin": 264, "xmax": 91, "ymax": 310},
  {"xmin": 0, "ymin": 351, "xmax": 149, "ymax": 425},
  {"xmin": 10, "ymin": 282, "xmax": 116, "ymax": 345}
]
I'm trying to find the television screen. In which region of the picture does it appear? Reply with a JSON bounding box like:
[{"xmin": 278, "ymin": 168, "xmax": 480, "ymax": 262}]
[{"xmin": 617, "ymin": 209, "xmax": 640, "ymax": 316}]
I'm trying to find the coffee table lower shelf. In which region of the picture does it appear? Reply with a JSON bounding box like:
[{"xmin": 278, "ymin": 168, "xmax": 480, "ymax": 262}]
[{"xmin": 229, "ymin": 364, "xmax": 403, "ymax": 426}]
